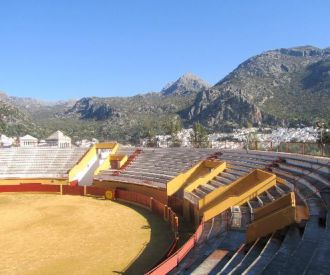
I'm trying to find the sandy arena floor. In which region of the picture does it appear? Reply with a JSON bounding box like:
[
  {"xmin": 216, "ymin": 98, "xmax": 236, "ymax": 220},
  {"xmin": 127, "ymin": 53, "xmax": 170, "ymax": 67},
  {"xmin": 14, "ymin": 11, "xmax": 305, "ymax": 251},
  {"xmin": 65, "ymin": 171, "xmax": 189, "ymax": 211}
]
[{"xmin": 0, "ymin": 193, "xmax": 172, "ymax": 275}]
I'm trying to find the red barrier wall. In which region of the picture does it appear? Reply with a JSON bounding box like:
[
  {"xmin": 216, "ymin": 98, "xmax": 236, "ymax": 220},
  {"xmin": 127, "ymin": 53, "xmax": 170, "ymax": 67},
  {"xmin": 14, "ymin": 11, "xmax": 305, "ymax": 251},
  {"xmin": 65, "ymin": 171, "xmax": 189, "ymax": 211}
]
[
  {"xmin": 0, "ymin": 183, "xmax": 60, "ymax": 193},
  {"xmin": 62, "ymin": 185, "xmax": 84, "ymax": 196},
  {"xmin": 146, "ymin": 220, "xmax": 204, "ymax": 275},
  {"xmin": 86, "ymin": 186, "xmax": 106, "ymax": 196},
  {"xmin": 168, "ymin": 196, "xmax": 184, "ymax": 216},
  {"xmin": 116, "ymin": 188, "xmax": 151, "ymax": 208},
  {"xmin": 152, "ymin": 199, "xmax": 165, "ymax": 217}
]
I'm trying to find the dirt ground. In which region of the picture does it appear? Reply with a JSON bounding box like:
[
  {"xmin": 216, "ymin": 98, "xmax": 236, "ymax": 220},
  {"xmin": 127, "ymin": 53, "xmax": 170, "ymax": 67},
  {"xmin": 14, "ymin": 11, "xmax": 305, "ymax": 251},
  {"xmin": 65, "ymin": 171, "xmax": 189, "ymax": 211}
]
[{"xmin": 0, "ymin": 193, "xmax": 172, "ymax": 275}]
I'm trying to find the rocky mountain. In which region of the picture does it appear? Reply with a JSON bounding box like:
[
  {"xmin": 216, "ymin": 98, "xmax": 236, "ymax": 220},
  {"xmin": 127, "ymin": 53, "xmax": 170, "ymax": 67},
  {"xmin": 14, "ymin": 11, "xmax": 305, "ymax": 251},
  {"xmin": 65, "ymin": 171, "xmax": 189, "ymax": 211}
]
[
  {"xmin": 6, "ymin": 96, "xmax": 76, "ymax": 119},
  {"xmin": 61, "ymin": 91, "xmax": 198, "ymax": 142},
  {"xmin": 1, "ymin": 45, "xmax": 330, "ymax": 141},
  {"xmin": 0, "ymin": 93, "xmax": 42, "ymax": 137},
  {"xmin": 161, "ymin": 72, "xmax": 211, "ymax": 96},
  {"xmin": 184, "ymin": 46, "xmax": 330, "ymax": 130}
]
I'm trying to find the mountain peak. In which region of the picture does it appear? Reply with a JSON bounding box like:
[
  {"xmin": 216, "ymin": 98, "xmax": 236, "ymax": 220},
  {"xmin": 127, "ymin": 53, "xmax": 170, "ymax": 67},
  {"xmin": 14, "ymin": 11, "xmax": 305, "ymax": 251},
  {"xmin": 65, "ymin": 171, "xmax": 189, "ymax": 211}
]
[
  {"xmin": 272, "ymin": 45, "xmax": 324, "ymax": 57},
  {"xmin": 161, "ymin": 73, "xmax": 211, "ymax": 96}
]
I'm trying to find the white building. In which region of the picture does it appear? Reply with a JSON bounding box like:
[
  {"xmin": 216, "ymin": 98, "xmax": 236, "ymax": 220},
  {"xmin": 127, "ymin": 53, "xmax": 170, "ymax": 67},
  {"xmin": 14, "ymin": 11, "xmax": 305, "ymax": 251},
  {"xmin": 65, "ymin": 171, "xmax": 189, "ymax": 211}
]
[
  {"xmin": 46, "ymin": 131, "xmax": 71, "ymax": 148},
  {"xmin": 19, "ymin": 135, "xmax": 38, "ymax": 147},
  {"xmin": 0, "ymin": 134, "xmax": 15, "ymax": 147}
]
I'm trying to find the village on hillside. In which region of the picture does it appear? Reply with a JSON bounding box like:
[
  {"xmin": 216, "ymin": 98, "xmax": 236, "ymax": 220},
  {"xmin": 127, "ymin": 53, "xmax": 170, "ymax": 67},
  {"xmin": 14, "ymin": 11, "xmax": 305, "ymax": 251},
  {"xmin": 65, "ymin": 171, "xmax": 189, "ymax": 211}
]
[{"xmin": 0, "ymin": 127, "xmax": 327, "ymax": 151}]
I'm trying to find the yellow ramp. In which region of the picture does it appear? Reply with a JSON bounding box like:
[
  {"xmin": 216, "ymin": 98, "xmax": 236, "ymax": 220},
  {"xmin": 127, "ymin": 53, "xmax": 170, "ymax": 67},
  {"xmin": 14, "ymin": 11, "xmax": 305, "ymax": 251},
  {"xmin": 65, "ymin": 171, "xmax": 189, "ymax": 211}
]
[
  {"xmin": 167, "ymin": 160, "xmax": 226, "ymax": 196},
  {"xmin": 199, "ymin": 169, "xmax": 277, "ymax": 222}
]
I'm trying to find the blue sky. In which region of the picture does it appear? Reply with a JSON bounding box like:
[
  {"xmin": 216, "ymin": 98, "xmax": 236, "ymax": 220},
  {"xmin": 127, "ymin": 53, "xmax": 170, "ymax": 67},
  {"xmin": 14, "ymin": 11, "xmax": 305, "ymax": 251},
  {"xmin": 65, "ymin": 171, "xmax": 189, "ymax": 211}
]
[{"xmin": 0, "ymin": 0, "xmax": 329, "ymax": 100}]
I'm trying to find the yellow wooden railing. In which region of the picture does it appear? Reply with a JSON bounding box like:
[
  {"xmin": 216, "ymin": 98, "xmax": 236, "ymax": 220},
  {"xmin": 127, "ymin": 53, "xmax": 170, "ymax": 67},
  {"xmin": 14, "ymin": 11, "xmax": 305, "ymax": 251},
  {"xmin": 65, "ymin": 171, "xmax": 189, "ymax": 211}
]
[
  {"xmin": 199, "ymin": 169, "xmax": 277, "ymax": 221},
  {"xmin": 167, "ymin": 160, "xmax": 226, "ymax": 196},
  {"xmin": 246, "ymin": 192, "xmax": 300, "ymax": 243}
]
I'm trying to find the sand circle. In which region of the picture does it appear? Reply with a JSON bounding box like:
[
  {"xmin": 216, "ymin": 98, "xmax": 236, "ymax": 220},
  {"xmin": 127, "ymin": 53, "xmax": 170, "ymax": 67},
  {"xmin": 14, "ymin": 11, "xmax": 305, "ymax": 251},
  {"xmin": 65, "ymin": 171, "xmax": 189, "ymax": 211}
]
[{"xmin": 0, "ymin": 193, "xmax": 172, "ymax": 275}]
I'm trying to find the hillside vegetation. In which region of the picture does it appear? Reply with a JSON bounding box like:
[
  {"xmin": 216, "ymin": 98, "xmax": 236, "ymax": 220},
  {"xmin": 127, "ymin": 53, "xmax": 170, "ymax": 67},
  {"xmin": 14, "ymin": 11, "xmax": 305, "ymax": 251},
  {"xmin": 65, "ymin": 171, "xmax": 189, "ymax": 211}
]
[{"xmin": 1, "ymin": 46, "xmax": 330, "ymax": 142}]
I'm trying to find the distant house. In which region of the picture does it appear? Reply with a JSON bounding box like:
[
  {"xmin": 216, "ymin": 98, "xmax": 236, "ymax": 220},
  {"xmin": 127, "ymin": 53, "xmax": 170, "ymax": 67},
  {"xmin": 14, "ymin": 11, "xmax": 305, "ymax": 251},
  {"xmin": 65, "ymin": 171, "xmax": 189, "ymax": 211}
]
[
  {"xmin": 19, "ymin": 135, "xmax": 38, "ymax": 147},
  {"xmin": 46, "ymin": 131, "xmax": 72, "ymax": 148},
  {"xmin": 0, "ymin": 134, "xmax": 14, "ymax": 147}
]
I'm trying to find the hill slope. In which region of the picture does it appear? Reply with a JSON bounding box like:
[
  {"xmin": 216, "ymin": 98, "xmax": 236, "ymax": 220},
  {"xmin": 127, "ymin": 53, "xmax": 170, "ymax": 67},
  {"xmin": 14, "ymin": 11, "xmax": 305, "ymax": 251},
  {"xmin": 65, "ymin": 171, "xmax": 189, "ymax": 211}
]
[
  {"xmin": 1, "ymin": 46, "xmax": 330, "ymax": 141},
  {"xmin": 0, "ymin": 93, "xmax": 42, "ymax": 137},
  {"xmin": 184, "ymin": 46, "xmax": 330, "ymax": 130}
]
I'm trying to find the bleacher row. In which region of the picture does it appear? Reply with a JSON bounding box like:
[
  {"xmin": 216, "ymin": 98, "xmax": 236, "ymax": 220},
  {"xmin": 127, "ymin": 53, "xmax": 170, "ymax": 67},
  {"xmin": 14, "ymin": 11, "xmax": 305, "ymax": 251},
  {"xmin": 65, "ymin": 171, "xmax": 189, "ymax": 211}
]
[
  {"xmin": 97, "ymin": 147, "xmax": 216, "ymax": 188},
  {"xmin": 0, "ymin": 144, "xmax": 329, "ymax": 274},
  {"xmin": 97, "ymin": 147, "xmax": 329, "ymax": 274},
  {"xmin": 0, "ymin": 147, "xmax": 88, "ymax": 178},
  {"xmin": 172, "ymin": 150, "xmax": 330, "ymax": 274}
]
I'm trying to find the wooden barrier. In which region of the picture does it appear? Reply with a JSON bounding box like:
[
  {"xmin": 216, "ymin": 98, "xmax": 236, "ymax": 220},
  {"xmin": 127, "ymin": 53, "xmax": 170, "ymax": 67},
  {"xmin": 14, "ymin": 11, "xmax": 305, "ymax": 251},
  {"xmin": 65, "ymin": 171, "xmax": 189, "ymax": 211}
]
[
  {"xmin": 62, "ymin": 185, "xmax": 84, "ymax": 196},
  {"xmin": 146, "ymin": 219, "xmax": 204, "ymax": 275},
  {"xmin": 184, "ymin": 161, "xmax": 226, "ymax": 193},
  {"xmin": 254, "ymin": 192, "xmax": 295, "ymax": 220},
  {"xmin": 199, "ymin": 169, "xmax": 277, "ymax": 221},
  {"xmin": 168, "ymin": 196, "xmax": 184, "ymax": 216},
  {"xmin": 246, "ymin": 192, "xmax": 304, "ymax": 243},
  {"xmin": 167, "ymin": 160, "xmax": 226, "ymax": 196},
  {"xmin": 86, "ymin": 186, "xmax": 106, "ymax": 196},
  {"xmin": 246, "ymin": 206, "xmax": 296, "ymax": 243},
  {"xmin": 116, "ymin": 188, "xmax": 151, "ymax": 209},
  {"xmin": 0, "ymin": 183, "xmax": 61, "ymax": 193}
]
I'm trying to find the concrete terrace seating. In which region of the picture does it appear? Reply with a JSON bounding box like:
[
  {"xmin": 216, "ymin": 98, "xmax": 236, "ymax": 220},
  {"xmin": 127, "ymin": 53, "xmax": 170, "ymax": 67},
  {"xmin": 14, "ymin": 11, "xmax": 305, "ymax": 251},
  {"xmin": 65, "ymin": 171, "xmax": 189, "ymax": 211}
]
[
  {"xmin": 96, "ymin": 148, "xmax": 330, "ymax": 274},
  {"xmin": 98, "ymin": 148, "xmax": 219, "ymax": 187},
  {"xmin": 168, "ymin": 150, "xmax": 329, "ymax": 275},
  {"xmin": 0, "ymin": 147, "xmax": 88, "ymax": 179},
  {"xmin": 262, "ymin": 225, "xmax": 302, "ymax": 274},
  {"xmin": 243, "ymin": 231, "xmax": 282, "ymax": 274},
  {"xmin": 304, "ymin": 188, "xmax": 330, "ymax": 274}
]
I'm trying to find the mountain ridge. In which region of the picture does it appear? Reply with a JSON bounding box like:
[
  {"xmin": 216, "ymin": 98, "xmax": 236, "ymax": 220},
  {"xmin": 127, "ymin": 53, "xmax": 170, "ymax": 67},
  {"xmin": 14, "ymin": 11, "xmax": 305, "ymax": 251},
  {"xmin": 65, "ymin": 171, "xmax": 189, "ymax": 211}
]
[{"xmin": 1, "ymin": 45, "xmax": 329, "ymax": 141}]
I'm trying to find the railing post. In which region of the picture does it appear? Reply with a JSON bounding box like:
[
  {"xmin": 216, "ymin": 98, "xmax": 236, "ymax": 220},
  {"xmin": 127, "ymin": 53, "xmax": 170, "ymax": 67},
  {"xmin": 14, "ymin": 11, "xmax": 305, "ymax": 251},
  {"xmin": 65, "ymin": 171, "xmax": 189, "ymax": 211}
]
[
  {"xmin": 164, "ymin": 205, "xmax": 168, "ymax": 221},
  {"xmin": 149, "ymin": 197, "xmax": 154, "ymax": 211},
  {"xmin": 321, "ymin": 144, "xmax": 324, "ymax": 157},
  {"xmin": 174, "ymin": 216, "xmax": 179, "ymax": 236}
]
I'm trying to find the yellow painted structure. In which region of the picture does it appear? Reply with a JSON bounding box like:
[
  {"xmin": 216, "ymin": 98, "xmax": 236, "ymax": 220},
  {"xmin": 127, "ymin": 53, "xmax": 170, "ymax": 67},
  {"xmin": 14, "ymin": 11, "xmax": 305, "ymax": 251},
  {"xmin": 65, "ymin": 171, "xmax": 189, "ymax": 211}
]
[
  {"xmin": 109, "ymin": 154, "xmax": 128, "ymax": 168},
  {"xmin": 69, "ymin": 142, "xmax": 118, "ymax": 182},
  {"xmin": 167, "ymin": 161, "xmax": 202, "ymax": 196},
  {"xmin": 94, "ymin": 143, "xmax": 120, "ymax": 175},
  {"xmin": 254, "ymin": 192, "xmax": 295, "ymax": 220},
  {"xmin": 95, "ymin": 142, "xmax": 118, "ymax": 150},
  {"xmin": 167, "ymin": 160, "xmax": 226, "ymax": 196},
  {"xmin": 246, "ymin": 192, "xmax": 299, "ymax": 243},
  {"xmin": 199, "ymin": 169, "xmax": 277, "ymax": 222},
  {"xmin": 69, "ymin": 145, "xmax": 97, "ymax": 182},
  {"xmin": 184, "ymin": 161, "xmax": 227, "ymax": 193}
]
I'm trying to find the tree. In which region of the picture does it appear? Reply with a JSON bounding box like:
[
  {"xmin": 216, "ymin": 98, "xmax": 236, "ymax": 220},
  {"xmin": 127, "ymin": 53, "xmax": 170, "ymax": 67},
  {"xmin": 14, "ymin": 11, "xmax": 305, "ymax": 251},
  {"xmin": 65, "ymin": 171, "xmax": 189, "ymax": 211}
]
[
  {"xmin": 316, "ymin": 121, "xmax": 330, "ymax": 144},
  {"xmin": 190, "ymin": 122, "xmax": 209, "ymax": 148},
  {"xmin": 320, "ymin": 131, "xmax": 330, "ymax": 144},
  {"xmin": 164, "ymin": 117, "xmax": 182, "ymax": 135},
  {"xmin": 144, "ymin": 127, "xmax": 157, "ymax": 147},
  {"xmin": 164, "ymin": 117, "xmax": 183, "ymax": 147}
]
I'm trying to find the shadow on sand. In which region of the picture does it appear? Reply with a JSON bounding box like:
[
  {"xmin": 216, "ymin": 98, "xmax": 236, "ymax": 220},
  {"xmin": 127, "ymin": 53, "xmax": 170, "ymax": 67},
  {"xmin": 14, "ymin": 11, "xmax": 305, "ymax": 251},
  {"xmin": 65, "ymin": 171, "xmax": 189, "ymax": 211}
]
[{"xmin": 106, "ymin": 201, "xmax": 173, "ymax": 275}]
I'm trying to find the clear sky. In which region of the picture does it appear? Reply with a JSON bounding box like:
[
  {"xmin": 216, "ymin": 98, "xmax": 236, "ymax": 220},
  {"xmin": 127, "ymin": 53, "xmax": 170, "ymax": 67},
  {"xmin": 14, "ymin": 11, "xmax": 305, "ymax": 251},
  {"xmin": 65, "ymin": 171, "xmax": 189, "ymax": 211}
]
[{"xmin": 0, "ymin": 0, "xmax": 329, "ymax": 100}]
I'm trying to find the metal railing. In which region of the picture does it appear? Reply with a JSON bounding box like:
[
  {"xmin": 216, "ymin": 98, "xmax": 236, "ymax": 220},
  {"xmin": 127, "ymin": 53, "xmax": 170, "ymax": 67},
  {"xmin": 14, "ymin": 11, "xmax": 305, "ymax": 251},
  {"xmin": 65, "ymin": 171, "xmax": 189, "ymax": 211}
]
[{"xmin": 248, "ymin": 141, "xmax": 330, "ymax": 158}]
